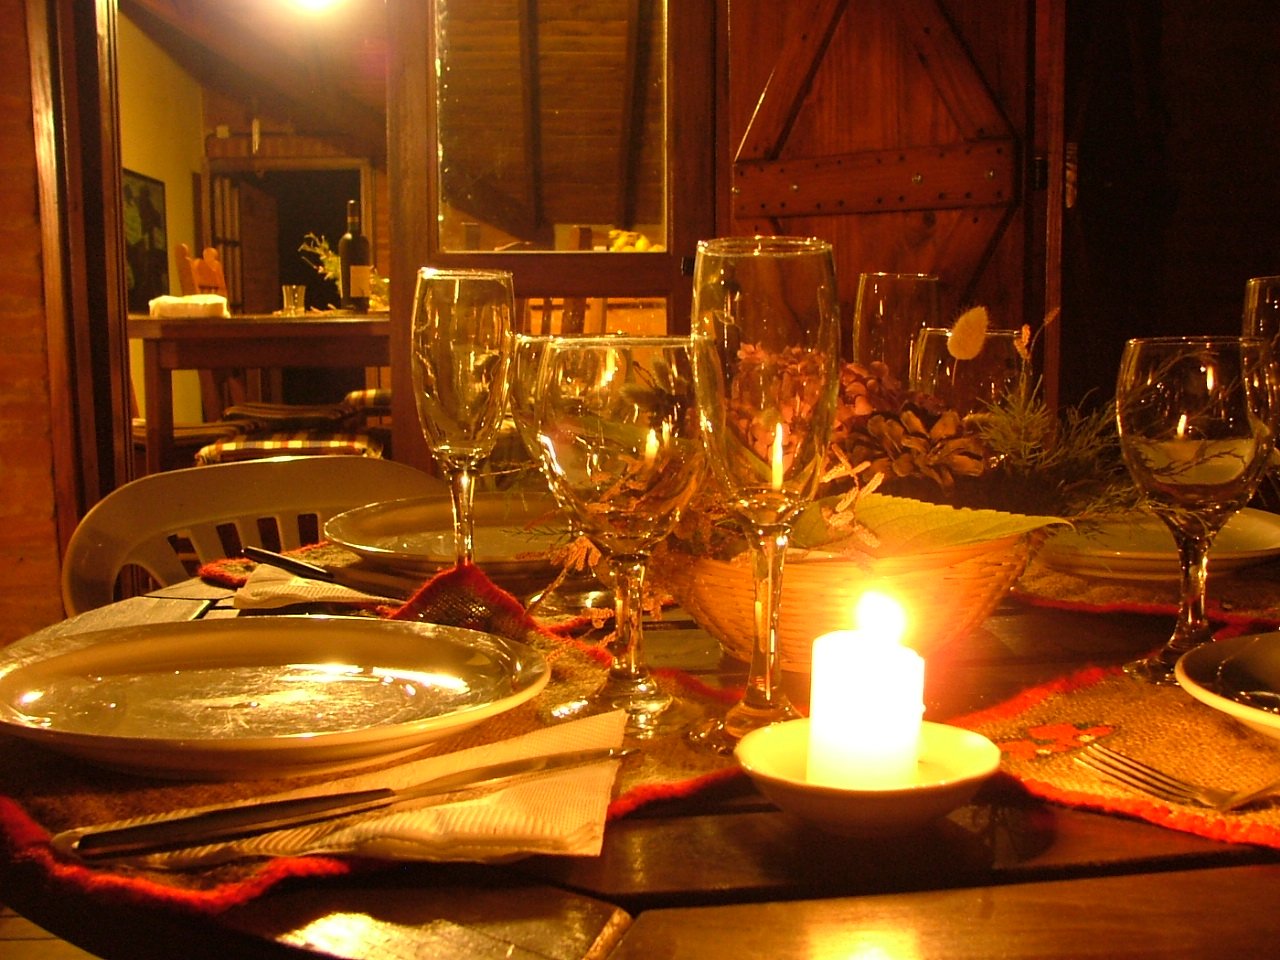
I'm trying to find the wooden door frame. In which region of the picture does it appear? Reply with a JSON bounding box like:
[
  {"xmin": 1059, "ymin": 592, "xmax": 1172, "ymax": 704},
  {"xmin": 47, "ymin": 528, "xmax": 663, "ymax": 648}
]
[{"xmin": 31, "ymin": 0, "xmax": 133, "ymax": 549}]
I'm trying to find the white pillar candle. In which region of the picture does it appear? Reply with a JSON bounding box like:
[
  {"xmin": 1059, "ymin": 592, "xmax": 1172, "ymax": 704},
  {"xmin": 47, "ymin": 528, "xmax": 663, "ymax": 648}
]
[{"xmin": 806, "ymin": 594, "xmax": 924, "ymax": 790}]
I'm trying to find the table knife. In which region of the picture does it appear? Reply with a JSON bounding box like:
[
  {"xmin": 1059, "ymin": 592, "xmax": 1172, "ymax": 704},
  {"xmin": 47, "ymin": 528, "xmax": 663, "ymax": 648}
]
[
  {"xmin": 242, "ymin": 545, "xmax": 423, "ymax": 600},
  {"xmin": 54, "ymin": 746, "xmax": 632, "ymax": 861}
]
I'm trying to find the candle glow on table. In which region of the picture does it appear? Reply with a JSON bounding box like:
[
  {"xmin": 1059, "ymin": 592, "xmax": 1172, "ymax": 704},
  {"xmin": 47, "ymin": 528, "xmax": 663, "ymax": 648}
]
[
  {"xmin": 806, "ymin": 592, "xmax": 924, "ymax": 790},
  {"xmin": 770, "ymin": 423, "xmax": 785, "ymax": 490}
]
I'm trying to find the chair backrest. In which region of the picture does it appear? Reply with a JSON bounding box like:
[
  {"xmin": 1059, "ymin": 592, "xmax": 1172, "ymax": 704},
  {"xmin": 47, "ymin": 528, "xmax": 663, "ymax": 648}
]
[{"xmin": 61, "ymin": 457, "xmax": 443, "ymax": 616}]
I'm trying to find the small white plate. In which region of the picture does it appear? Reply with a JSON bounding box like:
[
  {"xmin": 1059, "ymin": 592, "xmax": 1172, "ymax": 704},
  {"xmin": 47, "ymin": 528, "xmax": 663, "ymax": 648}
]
[
  {"xmin": 325, "ymin": 492, "xmax": 567, "ymax": 588},
  {"xmin": 0, "ymin": 617, "xmax": 548, "ymax": 779},
  {"xmin": 1040, "ymin": 508, "xmax": 1280, "ymax": 581},
  {"xmin": 734, "ymin": 719, "xmax": 1000, "ymax": 837},
  {"xmin": 1176, "ymin": 632, "xmax": 1280, "ymax": 741}
]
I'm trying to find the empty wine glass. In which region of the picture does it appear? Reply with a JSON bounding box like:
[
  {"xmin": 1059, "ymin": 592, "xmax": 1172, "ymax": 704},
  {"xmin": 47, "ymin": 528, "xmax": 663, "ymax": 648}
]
[
  {"xmin": 1115, "ymin": 336, "xmax": 1276, "ymax": 683},
  {"xmin": 852, "ymin": 272, "xmax": 941, "ymax": 384},
  {"xmin": 534, "ymin": 336, "xmax": 706, "ymax": 733},
  {"xmin": 411, "ymin": 267, "xmax": 514, "ymax": 567},
  {"xmin": 1243, "ymin": 276, "xmax": 1280, "ymax": 508},
  {"xmin": 687, "ymin": 236, "xmax": 842, "ymax": 753},
  {"xmin": 911, "ymin": 327, "xmax": 1023, "ymax": 415}
]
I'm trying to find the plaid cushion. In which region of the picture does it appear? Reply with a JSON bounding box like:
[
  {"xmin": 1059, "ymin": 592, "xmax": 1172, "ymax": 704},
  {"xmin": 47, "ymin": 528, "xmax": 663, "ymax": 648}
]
[
  {"xmin": 342, "ymin": 387, "xmax": 393, "ymax": 418},
  {"xmin": 131, "ymin": 417, "xmax": 255, "ymax": 448},
  {"xmin": 194, "ymin": 431, "xmax": 384, "ymax": 466},
  {"xmin": 222, "ymin": 401, "xmax": 355, "ymax": 430}
]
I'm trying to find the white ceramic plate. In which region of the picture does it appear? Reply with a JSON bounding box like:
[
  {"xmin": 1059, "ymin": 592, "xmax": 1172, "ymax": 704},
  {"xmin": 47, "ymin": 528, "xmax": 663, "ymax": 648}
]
[
  {"xmin": 734, "ymin": 719, "xmax": 1000, "ymax": 837},
  {"xmin": 325, "ymin": 492, "xmax": 567, "ymax": 585},
  {"xmin": 1040, "ymin": 508, "xmax": 1280, "ymax": 581},
  {"xmin": 0, "ymin": 617, "xmax": 548, "ymax": 779},
  {"xmin": 1176, "ymin": 632, "xmax": 1280, "ymax": 741}
]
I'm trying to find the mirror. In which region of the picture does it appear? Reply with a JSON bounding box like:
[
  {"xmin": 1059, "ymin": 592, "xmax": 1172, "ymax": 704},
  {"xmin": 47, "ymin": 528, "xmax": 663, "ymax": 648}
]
[{"xmin": 434, "ymin": 0, "xmax": 667, "ymax": 254}]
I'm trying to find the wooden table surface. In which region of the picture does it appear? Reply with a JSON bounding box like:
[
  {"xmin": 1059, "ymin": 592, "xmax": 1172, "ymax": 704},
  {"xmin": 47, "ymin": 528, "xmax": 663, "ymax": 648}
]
[
  {"xmin": 3, "ymin": 581, "xmax": 1280, "ymax": 959},
  {"xmin": 128, "ymin": 313, "xmax": 391, "ymax": 473}
]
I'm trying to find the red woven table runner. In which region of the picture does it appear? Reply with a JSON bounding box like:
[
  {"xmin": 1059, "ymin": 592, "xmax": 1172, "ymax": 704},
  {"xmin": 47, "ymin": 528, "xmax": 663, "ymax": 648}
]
[{"xmin": 0, "ymin": 563, "xmax": 741, "ymax": 916}]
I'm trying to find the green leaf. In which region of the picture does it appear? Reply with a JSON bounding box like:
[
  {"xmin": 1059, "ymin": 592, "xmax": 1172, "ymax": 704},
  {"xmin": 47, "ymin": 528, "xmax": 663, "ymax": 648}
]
[{"xmin": 792, "ymin": 492, "xmax": 1067, "ymax": 555}]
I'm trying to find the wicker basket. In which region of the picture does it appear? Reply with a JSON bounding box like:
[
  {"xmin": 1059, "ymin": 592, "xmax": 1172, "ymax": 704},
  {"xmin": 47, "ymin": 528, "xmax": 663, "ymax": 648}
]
[{"xmin": 666, "ymin": 533, "xmax": 1035, "ymax": 671}]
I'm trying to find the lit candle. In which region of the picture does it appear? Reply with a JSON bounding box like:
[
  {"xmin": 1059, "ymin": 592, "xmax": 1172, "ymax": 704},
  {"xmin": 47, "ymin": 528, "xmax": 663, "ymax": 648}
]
[
  {"xmin": 806, "ymin": 592, "xmax": 924, "ymax": 790},
  {"xmin": 770, "ymin": 422, "xmax": 785, "ymax": 490},
  {"xmin": 643, "ymin": 427, "xmax": 659, "ymax": 469}
]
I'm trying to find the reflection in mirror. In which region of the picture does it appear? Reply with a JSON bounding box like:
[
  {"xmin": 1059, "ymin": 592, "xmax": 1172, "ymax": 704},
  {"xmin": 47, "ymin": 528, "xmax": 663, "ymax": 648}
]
[{"xmin": 435, "ymin": 0, "xmax": 666, "ymax": 253}]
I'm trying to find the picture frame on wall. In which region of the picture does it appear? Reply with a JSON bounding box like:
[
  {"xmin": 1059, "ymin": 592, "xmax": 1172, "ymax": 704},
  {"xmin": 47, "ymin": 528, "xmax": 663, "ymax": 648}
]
[{"xmin": 122, "ymin": 168, "xmax": 169, "ymax": 312}]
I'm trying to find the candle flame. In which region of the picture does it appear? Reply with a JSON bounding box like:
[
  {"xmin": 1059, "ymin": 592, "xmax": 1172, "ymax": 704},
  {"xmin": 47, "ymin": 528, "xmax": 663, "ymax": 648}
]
[
  {"xmin": 770, "ymin": 423, "xmax": 785, "ymax": 490},
  {"xmin": 644, "ymin": 427, "xmax": 659, "ymax": 468},
  {"xmin": 855, "ymin": 591, "xmax": 907, "ymax": 645}
]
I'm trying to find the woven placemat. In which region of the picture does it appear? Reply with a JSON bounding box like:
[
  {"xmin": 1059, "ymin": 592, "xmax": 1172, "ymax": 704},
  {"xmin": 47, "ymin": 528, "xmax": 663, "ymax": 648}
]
[
  {"xmin": 953, "ymin": 664, "xmax": 1280, "ymax": 847},
  {"xmin": 0, "ymin": 565, "xmax": 741, "ymax": 916}
]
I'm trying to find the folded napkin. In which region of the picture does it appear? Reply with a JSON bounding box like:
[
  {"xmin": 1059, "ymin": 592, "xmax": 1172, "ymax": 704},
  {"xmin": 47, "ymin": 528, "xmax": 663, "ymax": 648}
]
[
  {"xmin": 66, "ymin": 710, "xmax": 628, "ymax": 870},
  {"xmin": 232, "ymin": 563, "xmax": 397, "ymax": 608},
  {"xmin": 148, "ymin": 294, "xmax": 229, "ymax": 318}
]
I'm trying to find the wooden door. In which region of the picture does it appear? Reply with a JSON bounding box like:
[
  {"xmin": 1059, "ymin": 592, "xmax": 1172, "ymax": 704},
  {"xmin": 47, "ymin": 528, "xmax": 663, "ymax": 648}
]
[{"xmin": 724, "ymin": 0, "xmax": 1054, "ymax": 377}]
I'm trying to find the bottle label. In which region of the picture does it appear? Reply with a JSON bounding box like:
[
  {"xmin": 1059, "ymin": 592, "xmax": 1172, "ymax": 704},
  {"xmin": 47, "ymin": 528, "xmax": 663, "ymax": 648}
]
[{"xmin": 348, "ymin": 265, "xmax": 373, "ymax": 299}]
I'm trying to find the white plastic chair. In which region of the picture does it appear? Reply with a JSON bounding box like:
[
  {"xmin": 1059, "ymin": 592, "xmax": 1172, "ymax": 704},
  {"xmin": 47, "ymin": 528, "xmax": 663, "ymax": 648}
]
[{"xmin": 61, "ymin": 456, "xmax": 443, "ymax": 616}]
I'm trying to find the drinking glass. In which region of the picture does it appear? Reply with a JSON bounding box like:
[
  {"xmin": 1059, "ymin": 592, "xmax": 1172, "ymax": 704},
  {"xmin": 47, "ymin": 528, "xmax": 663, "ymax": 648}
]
[
  {"xmin": 1115, "ymin": 336, "xmax": 1276, "ymax": 683},
  {"xmin": 1243, "ymin": 276, "xmax": 1280, "ymax": 508},
  {"xmin": 852, "ymin": 272, "xmax": 941, "ymax": 385},
  {"xmin": 911, "ymin": 327, "xmax": 1022, "ymax": 415},
  {"xmin": 410, "ymin": 267, "xmax": 514, "ymax": 567},
  {"xmin": 687, "ymin": 236, "xmax": 842, "ymax": 753},
  {"xmin": 534, "ymin": 336, "xmax": 706, "ymax": 733}
]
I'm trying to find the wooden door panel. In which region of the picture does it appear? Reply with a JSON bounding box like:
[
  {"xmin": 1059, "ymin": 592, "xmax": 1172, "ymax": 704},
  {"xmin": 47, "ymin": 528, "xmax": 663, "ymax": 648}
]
[{"xmin": 726, "ymin": 0, "xmax": 1031, "ymax": 341}]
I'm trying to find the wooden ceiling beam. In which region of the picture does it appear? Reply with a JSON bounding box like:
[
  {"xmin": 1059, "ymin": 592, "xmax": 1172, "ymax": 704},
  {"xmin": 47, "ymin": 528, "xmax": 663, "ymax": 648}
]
[{"xmin": 120, "ymin": 0, "xmax": 386, "ymax": 162}]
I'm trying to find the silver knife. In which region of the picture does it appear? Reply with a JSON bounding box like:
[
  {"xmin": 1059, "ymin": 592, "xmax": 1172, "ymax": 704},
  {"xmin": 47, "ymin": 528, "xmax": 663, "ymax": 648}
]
[
  {"xmin": 54, "ymin": 747, "xmax": 633, "ymax": 861},
  {"xmin": 242, "ymin": 545, "xmax": 423, "ymax": 600}
]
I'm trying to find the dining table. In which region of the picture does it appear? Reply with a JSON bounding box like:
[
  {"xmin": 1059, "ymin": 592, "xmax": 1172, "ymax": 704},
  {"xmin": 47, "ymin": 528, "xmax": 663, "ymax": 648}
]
[
  {"xmin": 6, "ymin": 539, "xmax": 1280, "ymax": 959},
  {"xmin": 128, "ymin": 312, "xmax": 391, "ymax": 474}
]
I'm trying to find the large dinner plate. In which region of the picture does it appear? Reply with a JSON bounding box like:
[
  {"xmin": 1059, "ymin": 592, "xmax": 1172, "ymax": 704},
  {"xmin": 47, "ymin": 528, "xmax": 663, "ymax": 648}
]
[
  {"xmin": 325, "ymin": 492, "xmax": 567, "ymax": 589},
  {"xmin": 0, "ymin": 617, "xmax": 548, "ymax": 779},
  {"xmin": 1039, "ymin": 508, "xmax": 1280, "ymax": 581},
  {"xmin": 1177, "ymin": 632, "xmax": 1280, "ymax": 741}
]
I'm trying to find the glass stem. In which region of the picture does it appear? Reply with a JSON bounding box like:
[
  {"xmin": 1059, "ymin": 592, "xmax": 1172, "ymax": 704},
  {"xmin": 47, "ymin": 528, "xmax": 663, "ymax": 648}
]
[
  {"xmin": 739, "ymin": 522, "xmax": 792, "ymax": 713},
  {"xmin": 1168, "ymin": 532, "xmax": 1215, "ymax": 658},
  {"xmin": 609, "ymin": 554, "xmax": 648, "ymax": 681},
  {"xmin": 445, "ymin": 460, "xmax": 478, "ymax": 567}
]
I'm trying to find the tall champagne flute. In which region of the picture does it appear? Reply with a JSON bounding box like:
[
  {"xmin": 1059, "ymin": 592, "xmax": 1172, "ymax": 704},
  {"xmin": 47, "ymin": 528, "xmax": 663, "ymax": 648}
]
[
  {"xmin": 535, "ymin": 336, "xmax": 706, "ymax": 734},
  {"xmin": 411, "ymin": 267, "xmax": 514, "ymax": 567},
  {"xmin": 687, "ymin": 236, "xmax": 842, "ymax": 752},
  {"xmin": 1116, "ymin": 336, "xmax": 1276, "ymax": 683}
]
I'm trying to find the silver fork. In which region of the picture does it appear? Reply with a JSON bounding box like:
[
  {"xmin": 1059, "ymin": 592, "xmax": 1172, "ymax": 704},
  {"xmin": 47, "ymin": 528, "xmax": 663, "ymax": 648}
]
[{"xmin": 1073, "ymin": 741, "xmax": 1280, "ymax": 812}]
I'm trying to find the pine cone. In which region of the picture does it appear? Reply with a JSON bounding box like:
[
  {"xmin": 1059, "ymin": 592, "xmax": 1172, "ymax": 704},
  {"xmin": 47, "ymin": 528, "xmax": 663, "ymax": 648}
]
[{"xmin": 831, "ymin": 362, "xmax": 986, "ymax": 489}]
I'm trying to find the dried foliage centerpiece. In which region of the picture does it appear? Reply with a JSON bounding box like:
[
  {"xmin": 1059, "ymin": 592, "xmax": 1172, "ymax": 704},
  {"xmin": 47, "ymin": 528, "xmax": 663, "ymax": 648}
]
[{"xmin": 657, "ymin": 308, "xmax": 1136, "ymax": 671}]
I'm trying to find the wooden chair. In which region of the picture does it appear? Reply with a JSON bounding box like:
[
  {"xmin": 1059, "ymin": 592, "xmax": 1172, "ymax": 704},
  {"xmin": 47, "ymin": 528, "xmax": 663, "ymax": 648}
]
[{"xmin": 61, "ymin": 456, "xmax": 442, "ymax": 615}]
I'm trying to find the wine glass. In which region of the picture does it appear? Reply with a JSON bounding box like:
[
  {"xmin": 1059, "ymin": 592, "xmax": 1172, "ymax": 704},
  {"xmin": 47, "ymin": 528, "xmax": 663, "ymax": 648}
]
[
  {"xmin": 687, "ymin": 236, "xmax": 842, "ymax": 753},
  {"xmin": 410, "ymin": 267, "xmax": 514, "ymax": 567},
  {"xmin": 534, "ymin": 336, "xmax": 706, "ymax": 733},
  {"xmin": 910, "ymin": 327, "xmax": 1023, "ymax": 415},
  {"xmin": 1243, "ymin": 276, "xmax": 1280, "ymax": 508},
  {"xmin": 852, "ymin": 272, "xmax": 941, "ymax": 385},
  {"xmin": 1115, "ymin": 336, "xmax": 1277, "ymax": 683}
]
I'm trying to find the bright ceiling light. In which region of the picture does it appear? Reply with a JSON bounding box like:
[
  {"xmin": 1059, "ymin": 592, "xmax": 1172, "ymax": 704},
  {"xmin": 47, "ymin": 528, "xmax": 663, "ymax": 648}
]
[{"xmin": 292, "ymin": 0, "xmax": 341, "ymax": 12}]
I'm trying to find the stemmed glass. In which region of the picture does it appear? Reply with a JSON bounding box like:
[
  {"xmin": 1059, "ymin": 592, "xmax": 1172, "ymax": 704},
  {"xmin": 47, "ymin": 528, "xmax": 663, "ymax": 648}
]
[
  {"xmin": 687, "ymin": 236, "xmax": 842, "ymax": 752},
  {"xmin": 1243, "ymin": 276, "xmax": 1280, "ymax": 508},
  {"xmin": 533, "ymin": 336, "xmax": 707, "ymax": 733},
  {"xmin": 410, "ymin": 267, "xmax": 514, "ymax": 567},
  {"xmin": 1115, "ymin": 336, "xmax": 1276, "ymax": 683}
]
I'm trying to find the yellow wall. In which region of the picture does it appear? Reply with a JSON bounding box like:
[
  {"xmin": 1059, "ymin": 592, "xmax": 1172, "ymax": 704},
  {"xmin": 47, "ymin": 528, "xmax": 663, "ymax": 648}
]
[{"xmin": 118, "ymin": 15, "xmax": 205, "ymax": 422}]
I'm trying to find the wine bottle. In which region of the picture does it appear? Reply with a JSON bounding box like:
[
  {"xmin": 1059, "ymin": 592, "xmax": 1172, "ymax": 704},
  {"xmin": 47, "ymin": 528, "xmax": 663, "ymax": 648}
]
[{"xmin": 338, "ymin": 199, "xmax": 372, "ymax": 313}]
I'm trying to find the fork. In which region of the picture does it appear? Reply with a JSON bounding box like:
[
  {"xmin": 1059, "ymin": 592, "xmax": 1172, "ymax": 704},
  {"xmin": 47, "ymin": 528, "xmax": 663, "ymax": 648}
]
[{"xmin": 1073, "ymin": 741, "xmax": 1280, "ymax": 812}]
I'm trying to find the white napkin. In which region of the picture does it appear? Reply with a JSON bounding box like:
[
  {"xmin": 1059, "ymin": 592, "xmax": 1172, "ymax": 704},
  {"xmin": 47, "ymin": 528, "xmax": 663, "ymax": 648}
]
[
  {"xmin": 233, "ymin": 564, "xmax": 396, "ymax": 609},
  {"xmin": 92, "ymin": 711, "xmax": 628, "ymax": 869},
  {"xmin": 148, "ymin": 294, "xmax": 229, "ymax": 318}
]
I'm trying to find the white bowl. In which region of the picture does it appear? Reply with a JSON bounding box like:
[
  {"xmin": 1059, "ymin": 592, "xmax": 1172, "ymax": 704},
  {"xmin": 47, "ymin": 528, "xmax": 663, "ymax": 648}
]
[
  {"xmin": 1176, "ymin": 632, "xmax": 1280, "ymax": 741},
  {"xmin": 734, "ymin": 719, "xmax": 1001, "ymax": 837}
]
